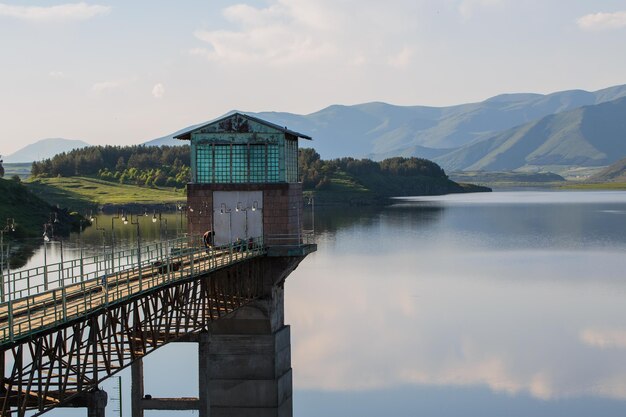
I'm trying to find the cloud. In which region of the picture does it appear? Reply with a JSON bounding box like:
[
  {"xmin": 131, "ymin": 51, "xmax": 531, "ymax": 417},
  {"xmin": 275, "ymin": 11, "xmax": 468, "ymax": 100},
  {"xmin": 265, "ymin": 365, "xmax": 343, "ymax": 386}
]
[
  {"xmin": 387, "ymin": 47, "xmax": 414, "ymax": 69},
  {"xmin": 0, "ymin": 2, "xmax": 110, "ymax": 22},
  {"xmin": 577, "ymin": 11, "xmax": 626, "ymax": 31},
  {"xmin": 49, "ymin": 71, "xmax": 65, "ymax": 78},
  {"xmin": 191, "ymin": 0, "xmax": 420, "ymax": 67},
  {"xmin": 458, "ymin": 0, "xmax": 503, "ymax": 19},
  {"xmin": 152, "ymin": 83, "xmax": 165, "ymax": 99},
  {"xmin": 580, "ymin": 328, "xmax": 626, "ymax": 349},
  {"xmin": 92, "ymin": 80, "xmax": 121, "ymax": 94}
]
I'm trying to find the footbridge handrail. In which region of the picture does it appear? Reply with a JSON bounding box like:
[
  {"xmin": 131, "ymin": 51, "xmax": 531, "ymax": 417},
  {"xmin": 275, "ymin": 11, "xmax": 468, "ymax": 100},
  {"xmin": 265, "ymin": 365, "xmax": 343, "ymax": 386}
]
[{"xmin": 0, "ymin": 235, "xmax": 266, "ymax": 345}]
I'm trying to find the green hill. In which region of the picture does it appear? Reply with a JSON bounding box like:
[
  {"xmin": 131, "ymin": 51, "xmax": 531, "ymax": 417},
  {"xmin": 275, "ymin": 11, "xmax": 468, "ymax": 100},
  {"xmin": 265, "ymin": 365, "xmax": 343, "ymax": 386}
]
[
  {"xmin": 435, "ymin": 97, "xmax": 626, "ymax": 171},
  {"xmin": 307, "ymin": 170, "xmax": 490, "ymax": 205},
  {"xmin": 299, "ymin": 151, "xmax": 491, "ymax": 204},
  {"xmin": 0, "ymin": 178, "xmax": 83, "ymax": 269},
  {"xmin": 589, "ymin": 157, "xmax": 626, "ymax": 182},
  {"xmin": 26, "ymin": 177, "xmax": 186, "ymax": 213}
]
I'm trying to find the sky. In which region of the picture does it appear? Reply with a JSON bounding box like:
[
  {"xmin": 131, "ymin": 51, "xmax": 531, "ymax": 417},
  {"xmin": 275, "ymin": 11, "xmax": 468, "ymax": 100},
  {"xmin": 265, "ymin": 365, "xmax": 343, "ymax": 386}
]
[{"xmin": 1, "ymin": 0, "xmax": 626, "ymax": 155}]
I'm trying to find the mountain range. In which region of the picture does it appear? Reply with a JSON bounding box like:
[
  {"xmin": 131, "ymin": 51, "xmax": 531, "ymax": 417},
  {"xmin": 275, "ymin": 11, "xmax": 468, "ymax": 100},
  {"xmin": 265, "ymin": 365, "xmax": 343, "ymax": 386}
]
[
  {"xmin": 146, "ymin": 84, "xmax": 626, "ymax": 171},
  {"xmin": 435, "ymin": 96, "xmax": 626, "ymax": 171},
  {"xmin": 8, "ymin": 84, "xmax": 626, "ymax": 172},
  {"xmin": 3, "ymin": 138, "xmax": 90, "ymax": 163}
]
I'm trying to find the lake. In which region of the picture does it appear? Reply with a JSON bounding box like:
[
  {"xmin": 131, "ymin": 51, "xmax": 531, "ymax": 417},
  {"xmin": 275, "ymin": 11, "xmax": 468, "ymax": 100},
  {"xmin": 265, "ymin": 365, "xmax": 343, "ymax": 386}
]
[
  {"xmin": 16, "ymin": 190, "xmax": 626, "ymax": 416},
  {"xmin": 291, "ymin": 190, "xmax": 626, "ymax": 417}
]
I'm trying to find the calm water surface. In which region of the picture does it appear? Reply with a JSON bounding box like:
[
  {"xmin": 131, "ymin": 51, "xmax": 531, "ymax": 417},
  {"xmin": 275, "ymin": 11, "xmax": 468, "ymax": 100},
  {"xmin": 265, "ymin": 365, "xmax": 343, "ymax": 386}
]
[
  {"xmin": 292, "ymin": 190, "xmax": 626, "ymax": 417},
  {"xmin": 30, "ymin": 191, "xmax": 626, "ymax": 416}
]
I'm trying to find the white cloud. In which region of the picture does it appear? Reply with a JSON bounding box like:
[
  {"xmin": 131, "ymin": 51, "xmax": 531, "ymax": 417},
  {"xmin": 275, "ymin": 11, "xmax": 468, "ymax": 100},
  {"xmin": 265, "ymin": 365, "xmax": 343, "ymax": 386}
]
[
  {"xmin": 0, "ymin": 2, "xmax": 110, "ymax": 22},
  {"xmin": 49, "ymin": 71, "xmax": 65, "ymax": 78},
  {"xmin": 92, "ymin": 80, "xmax": 121, "ymax": 94},
  {"xmin": 577, "ymin": 11, "xmax": 626, "ymax": 31},
  {"xmin": 580, "ymin": 328, "xmax": 626, "ymax": 349},
  {"xmin": 191, "ymin": 0, "xmax": 420, "ymax": 67},
  {"xmin": 387, "ymin": 46, "xmax": 414, "ymax": 69},
  {"xmin": 458, "ymin": 0, "xmax": 503, "ymax": 19},
  {"xmin": 152, "ymin": 83, "xmax": 165, "ymax": 99}
]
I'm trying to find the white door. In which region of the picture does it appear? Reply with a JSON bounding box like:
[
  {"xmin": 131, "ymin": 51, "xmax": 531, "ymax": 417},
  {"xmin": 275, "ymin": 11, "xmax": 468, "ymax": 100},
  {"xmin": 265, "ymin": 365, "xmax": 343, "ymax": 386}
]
[{"xmin": 213, "ymin": 191, "xmax": 263, "ymax": 246}]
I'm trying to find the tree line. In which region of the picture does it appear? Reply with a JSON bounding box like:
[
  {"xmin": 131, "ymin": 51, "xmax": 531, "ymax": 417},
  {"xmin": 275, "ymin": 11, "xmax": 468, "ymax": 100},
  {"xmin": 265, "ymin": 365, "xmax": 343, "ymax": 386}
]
[
  {"xmin": 30, "ymin": 145, "xmax": 448, "ymax": 190},
  {"xmin": 298, "ymin": 148, "xmax": 447, "ymax": 189},
  {"xmin": 31, "ymin": 145, "xmax": 191, "ymax": 188}
]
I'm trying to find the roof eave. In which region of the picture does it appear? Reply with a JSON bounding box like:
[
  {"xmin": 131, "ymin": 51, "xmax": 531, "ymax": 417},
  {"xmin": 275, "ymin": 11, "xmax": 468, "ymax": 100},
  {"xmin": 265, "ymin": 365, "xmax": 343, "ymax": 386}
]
[{"xmin": 172, "ymin": 112, "xmax": 313, "ymax": 140}]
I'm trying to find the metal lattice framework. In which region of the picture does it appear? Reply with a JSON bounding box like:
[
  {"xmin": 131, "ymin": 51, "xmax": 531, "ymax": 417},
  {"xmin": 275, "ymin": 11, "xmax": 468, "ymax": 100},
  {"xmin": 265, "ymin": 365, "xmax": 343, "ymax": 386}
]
[{"xmin": 0, "ymin": 237, "xmax": 266, "ymax": 416}]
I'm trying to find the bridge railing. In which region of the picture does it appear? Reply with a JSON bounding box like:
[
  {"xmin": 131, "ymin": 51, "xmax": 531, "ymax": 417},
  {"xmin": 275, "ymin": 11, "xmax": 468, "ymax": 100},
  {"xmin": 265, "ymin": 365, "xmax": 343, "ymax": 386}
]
[
  {"xmin": 0, "ymin": 235, "xmax": 266, "ymax": 344},
  {"xmin": 264, "ymin": 231, "xmax": 315, "ymax": 246}
]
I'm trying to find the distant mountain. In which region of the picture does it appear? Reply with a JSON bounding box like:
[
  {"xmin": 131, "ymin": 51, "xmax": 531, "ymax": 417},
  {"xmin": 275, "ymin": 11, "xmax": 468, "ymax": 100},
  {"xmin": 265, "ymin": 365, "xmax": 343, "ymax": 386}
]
[
  {"xmin": 589, "ymin": 157, "xmax": 626, "ymax": 182},
  {"xmin": 4, "ymin": 138, "xmax": 90, "ymax": 163},
  {"xmin": 434, "ymin": 97, "xmax": 626, "ymax": 171},
  {"xmin": 143, "ymin": 84, "xmax": 626, "ymax": 162},
  {"xmin": 143, "ymin": 124, "xmax": 202, "ymax": 147}
]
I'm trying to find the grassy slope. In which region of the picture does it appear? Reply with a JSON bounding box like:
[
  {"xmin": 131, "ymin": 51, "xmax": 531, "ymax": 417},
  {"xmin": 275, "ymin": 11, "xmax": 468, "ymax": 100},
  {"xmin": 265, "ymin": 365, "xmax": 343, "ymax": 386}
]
[
  {"xmin": 26, "ymin": 177, "xmax": 186, "ymax": 212},
  {"xmin": 559, "ymin": 182, "xmax": 626, "ymax": 190},
  {"xmin": 589, "ymin": 157, "xmax": 626, "ymax": 182},
  {"xmin": 0, "ymin": 178, "xmax": 62, "ymax": 268},
  {"xmin": 0, "ymin": 178, "xmax": 54, "ymax": 239}
]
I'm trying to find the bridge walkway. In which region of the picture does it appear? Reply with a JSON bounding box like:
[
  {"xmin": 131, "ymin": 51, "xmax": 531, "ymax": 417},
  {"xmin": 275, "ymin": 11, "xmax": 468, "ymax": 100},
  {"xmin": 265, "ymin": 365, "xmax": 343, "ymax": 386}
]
[{"xmin": 0, "ymin": 235, "xmax": 267, "ymax": 416}]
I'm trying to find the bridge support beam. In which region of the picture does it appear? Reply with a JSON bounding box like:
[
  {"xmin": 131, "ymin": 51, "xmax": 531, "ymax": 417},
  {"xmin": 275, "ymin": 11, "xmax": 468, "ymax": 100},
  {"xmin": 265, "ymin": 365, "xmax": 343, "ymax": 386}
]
[
  {"xmin": 128, "ymin": 255, "xmax": 303, "ymax": 417},
  {"xmin": 131, "ymin": 359, "xmax": 144, "ymax": 417},
  {"xmin": 60, "ymin": 389, "xmax": 108, "ymax": 417}
]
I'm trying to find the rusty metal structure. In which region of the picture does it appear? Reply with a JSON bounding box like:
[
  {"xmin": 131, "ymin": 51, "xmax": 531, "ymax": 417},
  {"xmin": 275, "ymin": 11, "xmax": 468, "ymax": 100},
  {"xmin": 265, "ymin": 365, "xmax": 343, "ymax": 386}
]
[
  {"xmin": 0, "ymin": 236, "xmax": 274, "ymax": 416},
  {"xmin": 1, "ymin": 113, "xmax": 316, "ymax": 416}
]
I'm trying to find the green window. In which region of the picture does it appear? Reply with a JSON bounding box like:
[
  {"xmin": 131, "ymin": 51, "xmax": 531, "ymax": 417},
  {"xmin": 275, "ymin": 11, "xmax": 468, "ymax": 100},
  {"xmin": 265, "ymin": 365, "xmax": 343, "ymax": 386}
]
[
  {"xmin": 267, "ymin": 144, "xmax": 280, "ymax": 182},
  {"xmin": 232, "ymin": 145, "xmax": 248, "ymax": 183},
  {"xmin": 196, "ymin": 144, "xmax": 213, "ymax": 183},
  {"xmin": 285, "ymin": 139, "xmax": 298, "ymax": 183},
  {"xmin": 214, "ymin": 145, "xmax": 230, "ymax": 183},
  {"xmin": 194, "ymin": 140, "xmax": 296, "ymax": 184},
  {"xmin": 250, "ymin": 145, "xmax": 266, "ymax": 183}
]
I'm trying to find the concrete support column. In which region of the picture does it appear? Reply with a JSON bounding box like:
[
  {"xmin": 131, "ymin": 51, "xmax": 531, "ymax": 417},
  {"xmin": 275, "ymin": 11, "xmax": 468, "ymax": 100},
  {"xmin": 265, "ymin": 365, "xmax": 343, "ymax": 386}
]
[
  {"xmin": 59, "ymin": 389, "xmax": 108, "ymax": 417},
  {"xmin": 131, "ymin": 358, "xmax": 144, "ymax": 417},
  {"xmin": 86, "ymin": 389, "xmax": 108, "ymax": 417},
  {"xmin": 204, "ymin": 291, "xmax": 293, "ymax": 417},
  {"xmin": 199, "ymin": 331, "xmax": 211, "ymax": 417}
]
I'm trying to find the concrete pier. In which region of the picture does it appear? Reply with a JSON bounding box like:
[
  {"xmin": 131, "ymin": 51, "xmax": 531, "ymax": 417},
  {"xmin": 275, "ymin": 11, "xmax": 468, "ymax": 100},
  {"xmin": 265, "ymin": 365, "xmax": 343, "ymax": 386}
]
[
  {"xmin": 130, "ymin": 255, "xmax": 308, "ymax": 417},
  {"xmin": 61, "ymin": 389, "xmax": 108, "ymax": 417}
]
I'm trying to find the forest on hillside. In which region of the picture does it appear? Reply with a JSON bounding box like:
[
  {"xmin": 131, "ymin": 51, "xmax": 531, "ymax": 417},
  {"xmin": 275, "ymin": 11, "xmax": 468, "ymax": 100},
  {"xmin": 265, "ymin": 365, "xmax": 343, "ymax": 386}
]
[
  {"xmin": 298, "ymin": 148, "xmax": 448, "ymax": 189},
  {"xmin": 31, "ymin": 145, "xmax": 191, "ymax": 188},
  {"xmin": 30, "ymin": 145, "xmax": 449, "ymax": 190}
]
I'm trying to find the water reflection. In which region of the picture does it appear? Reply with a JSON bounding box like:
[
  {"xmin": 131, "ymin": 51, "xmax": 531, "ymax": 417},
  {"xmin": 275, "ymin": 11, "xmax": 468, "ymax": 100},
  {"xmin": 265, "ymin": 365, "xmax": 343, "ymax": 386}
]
[
  {"xmin": 9, "ymin": 212, "xmax": 187, "ymax": 273},
  {"xmin": 17, "ymin": 192, "xmax": 626, "ymax": 417},
  {"xmin": 288, "ymin": 191, "xmax": 626, "ymax": 417}
]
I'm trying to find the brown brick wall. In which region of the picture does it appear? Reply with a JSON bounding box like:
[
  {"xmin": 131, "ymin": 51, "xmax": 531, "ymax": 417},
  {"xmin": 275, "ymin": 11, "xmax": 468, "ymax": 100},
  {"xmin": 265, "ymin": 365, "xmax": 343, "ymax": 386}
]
[
  {"xmin": 187, "ymin": 187, "xmax": 213, "ymax": 237},
  {"xmin": 187, "ymin": 183, "xmax": 302, "ymax": 244}
]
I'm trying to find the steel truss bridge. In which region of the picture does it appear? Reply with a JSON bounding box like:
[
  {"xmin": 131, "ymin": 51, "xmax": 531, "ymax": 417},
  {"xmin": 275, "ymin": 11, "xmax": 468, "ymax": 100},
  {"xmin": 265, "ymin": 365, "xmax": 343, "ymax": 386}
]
[{"xmin": 0, "ymin": 235, "xmax": 271, "ymax": 416}]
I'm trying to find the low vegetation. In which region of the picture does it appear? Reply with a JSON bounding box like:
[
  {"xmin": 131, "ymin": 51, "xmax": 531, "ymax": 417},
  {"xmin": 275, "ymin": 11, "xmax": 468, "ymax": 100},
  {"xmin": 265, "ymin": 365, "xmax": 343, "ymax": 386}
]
[
  {"xmin": 449, "ymin": 171, "xmax": 567, "ymax": 188},
  {"xmin": 559, "ymin": 182, "xmax": 626, "ymax": 190},
  {"xmin": 0, "ymin": 178, "xmax": 84, "ymax": 269},
  {"xmin": 26, "ymin": 177, "xmax": 185, "ymax": 213}
]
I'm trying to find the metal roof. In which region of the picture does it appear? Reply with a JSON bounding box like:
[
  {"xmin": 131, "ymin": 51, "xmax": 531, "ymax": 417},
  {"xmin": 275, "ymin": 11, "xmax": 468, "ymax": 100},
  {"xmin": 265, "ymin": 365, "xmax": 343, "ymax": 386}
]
[{"xmin": 174, "ymin": 112, "xmax": 312, "ymax": 140}]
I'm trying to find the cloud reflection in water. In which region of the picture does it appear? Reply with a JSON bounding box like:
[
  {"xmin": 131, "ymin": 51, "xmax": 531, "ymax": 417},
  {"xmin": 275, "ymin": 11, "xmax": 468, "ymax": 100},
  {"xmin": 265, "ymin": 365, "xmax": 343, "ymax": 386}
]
[{"xmin": 287, "ymin": 192, "xmax": 626, "ymax": 409}]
